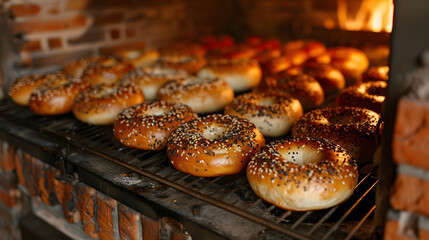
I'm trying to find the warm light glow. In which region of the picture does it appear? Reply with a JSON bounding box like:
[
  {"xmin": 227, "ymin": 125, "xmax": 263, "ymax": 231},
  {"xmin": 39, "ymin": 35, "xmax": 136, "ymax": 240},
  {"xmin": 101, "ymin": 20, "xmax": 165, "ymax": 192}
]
[{"xmin": 337, "ymin": 0, "xmax": 394, "ymax": 33}]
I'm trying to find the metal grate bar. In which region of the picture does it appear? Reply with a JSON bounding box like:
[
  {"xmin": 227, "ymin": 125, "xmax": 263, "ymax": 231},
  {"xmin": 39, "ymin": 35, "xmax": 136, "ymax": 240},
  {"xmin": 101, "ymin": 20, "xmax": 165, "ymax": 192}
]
[
  {"xmin": 0, "ymin": 100, "xmax": 378, "ymax": 240},
  {"xmin": 307, "ymin": 206, "xmax": 340, "ymax": 235},
  {"xmin": 276, "ymin": 211, "xmax": 292, "ymax": 224},
  {"xmin": 291, "ymin": 211, "xmax": 313, "ymax": 230},
  {"xmin": 198, "ymin": 176, "xmax": 225, "ymax": 191},
  {"xmin": 345, "ymin": 205, "xmax": 376, "ymax": 240},
  {"xmin": 321, "ymin": 180, "xmax": 379, "ymax": 240},
  {"xmin": 39, "ymin": 128, "xmax": 313, "ymax": 240},
  {"xmin": 183, "ymin": 177, "xmax": 204, "ymax": 188}
]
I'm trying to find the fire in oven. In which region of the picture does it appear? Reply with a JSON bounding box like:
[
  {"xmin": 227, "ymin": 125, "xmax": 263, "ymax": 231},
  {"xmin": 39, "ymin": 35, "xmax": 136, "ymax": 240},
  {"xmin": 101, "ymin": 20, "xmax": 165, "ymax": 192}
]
[{"xmin": 1, "ymin": 0, "xmax": 429, "ymax": 239}]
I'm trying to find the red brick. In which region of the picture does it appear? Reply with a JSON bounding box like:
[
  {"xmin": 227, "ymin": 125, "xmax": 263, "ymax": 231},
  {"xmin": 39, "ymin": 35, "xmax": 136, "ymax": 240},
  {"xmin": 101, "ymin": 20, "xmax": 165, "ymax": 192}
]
[
  {"xmin": 142, "ymin": 215, "xmax": 160, "ymax": 240},
  {"xmin": 393, "ymin": 98, "xmax": 429, "ymax": 170},
  {"xmin": 12, "ymin": 16, "xmax": 87, "ymax": 34},
  {"xmin": 21, "ymin": 40, "xmax": 42, "ymax": 52},
  {"xmin": 48, "ymin": 7, "xmax": 60, "ymax": 15},
  {"xmin": 9, "ymin": 4, "xmax": 40, "ymax": 18},
  {"xmin": 94, "ymin": 12, "xmax": 124, "ymax": 26},
  {"xmin": 0, "ymin": 188, "xmax": 20, "ymax": 208},
  {"xmin": 68, "ymin": 28, "xmax": 105, "ymax": 45},
  {"xmin": 160, "ymin": 217, "xmax": 191, "ymax": 240},
  {"xmin": 48, "ymin": 38, "xmax": 62, "ymax": 49},
  {"xmin": 22, "ymin": 153, "xmax": 37, "ymax": 196},
  {"xmin": 110, "ymin": 29, "xmax": 120, "ymax": 40},
  {"xmin": 384, "ymin": 220, "xmax": 429, "ymax": 240},
  {"xmin": 45, "ymin": 166, "xmax": 60, "ymax": 205},
  {"xmin": 96, "ymin": 193, "xmax": 118, "ymax": 240},
  {"xmin": 118, "ymin": 204, "xmax": 141, "ymax": 240},
  {"xmin": 59, "ymin": 182, "xmax": 80, "ymax": 223},
  {"xmin": 65, "ymin": 0, "xmax": 91, "ymax": 11},
  {"xmin": 0, "ymin": 141, "xmax": 16, "ymax": 172},
  {"xmin": 14, "ymin": 150, "xmax": 26, "ymax": 188},
  {"xmin": 125, "ymin": 28, "xmax": 136, "ymax": 39},
  {"xmin": 76, "ymin": 183, "xmax": 99, "ymax": 239},
  {"xmin": 99, "ymin": 40, "xmax": 146, "ymax": 56},
  {"xmin": 390, "ymin": 174, "xmax": 429, "ymax": 217},
  {"xmin": 34, "ymin": 160, "xmax": 50, "ymax": 205}
]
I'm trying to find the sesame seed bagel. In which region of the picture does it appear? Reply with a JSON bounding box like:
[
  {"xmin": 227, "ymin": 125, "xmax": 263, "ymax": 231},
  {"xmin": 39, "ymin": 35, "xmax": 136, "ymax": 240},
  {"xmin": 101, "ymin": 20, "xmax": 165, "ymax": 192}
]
[
  {"xmin": 335, "ymin": 81, "xmax": 387, "ymax": 114},
  {"xmin": 115, "ymin": 49, "xmax": 160, "ymax": 68},
  {"xmin": 62, "ymin": 56, "xmax": 103, "ymax": 78},
  {"xmin": 286, "ymin": 64, "xmax": 346, "ymax": 95},
  {"xmin": 122, "ymin": 66, "xmax": 187, "ymax": 101},
  {"xmin": 255, "ymin": 73, "xmax": 324, "ymax": 111},
  {"xmin": 29, "ymin": 73, "xmax": 91, "ymax": 115},
  {"xmin": 158, "ymin": 77, "xmax": 234, "ymax": 114},
  {"xmin": 81, "ymin": 57, "xmax": 134, "ymax": 86},
  {"xmin": 8, "ymin": 74, "xmax": 46, "ymax": 106},
  {"xmin": 197, "ymin": 59, "xmax": 262, "ymax": 92},
  {"xmin": 247, "ymin": 138, "xmax": 358, "ymax": 211},
  {"xmin": 224, "ymin": 92, "xmax": 303, "ymax": 137},
  {"xmin": 292, "ymin": 107, "xmax": 381, "ymax": 165},
  {"xmin": 361, "ymin": 66, "xmax": 389, "ymax": 82},
  {"xmin": 167, "ymin": 114, "xmax": 265, "ymax": 177},
  {"xmin": 327, "ymin": 47, "xmax": 369, "ymax": 84},
  {"xmin": 113, "ymin": 101, "xmax": 198, "ymax": 151},
  {"xmin": 283, "ymin": 40, "xmax": 327, "ymax": 58},
  {"xmin": 73, "ymin": 82, "xmax": 145, "ymax": 125},
  {"xmin": 159, "ymin": 54, "xmax": 207, "ymax": 75}
]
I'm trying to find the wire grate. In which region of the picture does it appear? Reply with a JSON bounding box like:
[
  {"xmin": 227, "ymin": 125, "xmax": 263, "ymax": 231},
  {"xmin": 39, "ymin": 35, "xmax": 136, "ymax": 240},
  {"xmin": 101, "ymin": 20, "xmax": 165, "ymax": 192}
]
[{"xmin": 0, "ymin": 99, "xmax": 377, "ymax": 240}]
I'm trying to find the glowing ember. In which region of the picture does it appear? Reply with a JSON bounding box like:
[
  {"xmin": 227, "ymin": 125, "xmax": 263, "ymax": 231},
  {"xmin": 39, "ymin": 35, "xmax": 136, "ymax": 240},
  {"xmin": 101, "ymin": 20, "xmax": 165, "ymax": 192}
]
[{"xmin": 337, "ymin": 0, "xmax": 394, "ymax": 33}]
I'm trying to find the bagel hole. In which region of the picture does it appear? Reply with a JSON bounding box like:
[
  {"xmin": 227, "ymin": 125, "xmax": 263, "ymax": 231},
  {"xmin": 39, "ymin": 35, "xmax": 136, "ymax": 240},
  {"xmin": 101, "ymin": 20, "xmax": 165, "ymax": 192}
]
[
  {"xmin": 366, "ymin": 85, "xmax": 386, "ymax": 96},
  {"xmin": 278, "ymin": 146, "xmax": 322, "ymax": 165},
  {"xmin": 202, "ymin": 125, "xmax": 227, "ymax": 140},
  {"xmin": 326, "ymin": 115, "xmax": 357, "ymax": 124}
]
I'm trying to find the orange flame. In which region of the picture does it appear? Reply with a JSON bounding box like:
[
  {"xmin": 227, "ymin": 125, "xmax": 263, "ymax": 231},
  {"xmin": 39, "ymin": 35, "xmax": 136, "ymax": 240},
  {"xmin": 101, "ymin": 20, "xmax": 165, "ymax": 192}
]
[{"xmin": 337, "ymin": 0, "xmax": 394, "ymax": 33}]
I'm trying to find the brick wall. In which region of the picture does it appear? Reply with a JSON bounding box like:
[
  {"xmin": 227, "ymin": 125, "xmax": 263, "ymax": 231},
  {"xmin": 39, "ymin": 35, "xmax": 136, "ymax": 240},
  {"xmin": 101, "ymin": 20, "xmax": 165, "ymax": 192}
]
[
  {"xmin": 386, "ymin": 98, "xmax": 429, "ymax": 239},
  {"xmin": 0, "ymin": 138, "xmax": 192, "ymax": 239},
  {"xmin": 0, "ymin": 0, "xmax": 234, "ymax": 87}
]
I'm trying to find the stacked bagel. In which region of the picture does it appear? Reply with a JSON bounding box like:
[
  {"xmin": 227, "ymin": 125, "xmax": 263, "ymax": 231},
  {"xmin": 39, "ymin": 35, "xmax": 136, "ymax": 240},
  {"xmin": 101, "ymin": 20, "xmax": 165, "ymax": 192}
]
[{"xmin": 8, "ymin": 35, "xmax": 388, "ymax": 212}]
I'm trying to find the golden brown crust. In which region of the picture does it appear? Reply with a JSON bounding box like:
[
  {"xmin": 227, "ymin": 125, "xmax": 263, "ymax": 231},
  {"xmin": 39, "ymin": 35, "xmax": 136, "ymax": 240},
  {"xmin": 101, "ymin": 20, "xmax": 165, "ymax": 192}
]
[
  {"xmin": 361, "ymin": 66, "xmax": 389, "ymax": 82},
  {"xmin": 328, "ymin": 47, "xmax": 369, "ymax": 83},
  {"xmin": 8, "ymin": 74, "xmax": 46, "ymax": 106},
  {"xmin": 29, "ymin": 73, "xmax": 91, "ymax": 115},
  {"xmin": 113, "ymin": 101, "xmax": 197, "ymax": 150},
  {"xmin": 115, "ymin": 50, "xmax": 160, "ymax": 68},
  {"xmin": 167, "ymin": 114, "xmax": 265, "ymax": 177},
  {"xmin": 284, "ymin": 40, "xmax": 327, "ymax": 58},
  {"xmin": 336, "ymin": 81, "xmax": 387, "ymax": 114},
  {"xmin": 198, "ymin": 59, "xmax": 262, "ymax": 92},
  {"xmin": 122, "ymin": 66, "xmax": 187, "ymax": 101},
  {"xmin": 255, "ymin": 73, "xmax": 324, "ymax": 111},
  {"xmin": 73, "ymin": 83, "xmax": 145, "ymax": 125},
  {"xmin": 224, "ymin": 92, "xmax": 303, "ymax": 137},
  {"xmin": 62, "ymin": 56, "xmax": 103, "ymax": 78},
  {"xmin": 81, "ymin": 57, "xmax": 134, "ymax": 85},
  {"xmin": 159, "ymin": 55, "xmax": 207, "ymax": 75},
  {"xmin": 247, "ymin": 138, "xmax": 358, "ymax": 211},
  {"xmin": 158, "ymin": 77, "xmax": 234, "ymax": 114},
  {"xmin": 292, "ymin": 107, "xmax": 381, "ymax": 164},
  {"xmin": 286, "ymin": 64, "xmax": 346, "ymax": 95}
]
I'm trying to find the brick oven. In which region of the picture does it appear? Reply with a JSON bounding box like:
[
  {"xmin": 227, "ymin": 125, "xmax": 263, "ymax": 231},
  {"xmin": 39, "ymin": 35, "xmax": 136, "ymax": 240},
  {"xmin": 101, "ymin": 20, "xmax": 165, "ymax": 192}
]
[{"xmin": 0, "ymin": 0, "xmax": 428, "ymax": 239}]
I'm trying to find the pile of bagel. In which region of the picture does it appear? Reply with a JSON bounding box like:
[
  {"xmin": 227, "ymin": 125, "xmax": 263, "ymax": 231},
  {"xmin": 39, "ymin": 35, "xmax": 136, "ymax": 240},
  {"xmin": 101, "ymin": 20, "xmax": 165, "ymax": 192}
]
[{"xmin": 8, "ymin": 35, "xmax": 389, "ymax": 211}]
